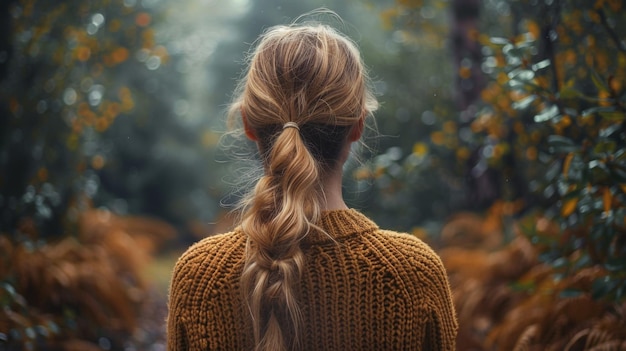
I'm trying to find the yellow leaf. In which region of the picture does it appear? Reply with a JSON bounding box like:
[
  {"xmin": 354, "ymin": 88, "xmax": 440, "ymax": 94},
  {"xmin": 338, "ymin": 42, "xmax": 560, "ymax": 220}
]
[
  {"xmin": 430, "ymin": 131, "xmax": 444, "ymax": 145},
  {"xmin": 135, "ymin": 12, "xmax": 152, "ymax": 27},
  {"xmin": 111, "ymin": 47, "xmax": 129, "ymax": 64},
  {"xmin": 561, "ymin": 198, "xmax": 578, "ymax": 217},
  {"xmin": 91, "ymin": 155, "xmax": 105, "ymax": 170},
  {"xmin": 443, "ymin": 121, "xmax": 457, "ymax": 134},
  {"xmin": 76, "ymin": 46, "xmax": 91, "ymax": 62},
  {"xmin": 456, "ymin": 147, "xmax": 470, "ymax": 161},
  {"xmin": 525, "ymin": 146, "xmax": 537, "ymax": 161},
  {"xmin": 459, "ymin": 66, "xmax": 471, "ymax": 79},
  {"xmin": 562, "ymin": 152, "xmax": 574, "ymax": 178},
  {"xmin": 412, "ymin": 142, "xmax": 428, "ymax": 156},
  {"xmin": 603, "ymin": 187, "xmax": 611, "ymax": 213},
  {"xmin": 526, "ymin": 20, "xmax": 540, "ymax": 39}
]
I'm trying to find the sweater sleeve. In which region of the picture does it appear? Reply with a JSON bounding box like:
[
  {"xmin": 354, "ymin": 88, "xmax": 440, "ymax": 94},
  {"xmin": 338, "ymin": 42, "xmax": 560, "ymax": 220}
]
[
  {"xmin": 423, "ymin": 250, "xmax": 458, "ymax": 351},
  {"xmin": 166, "ymin": 254, "xmax": 191, "ymax": 351},
  {"xmin": 389, "ymin": 232, "xmax": 458, "ymax": 350}
]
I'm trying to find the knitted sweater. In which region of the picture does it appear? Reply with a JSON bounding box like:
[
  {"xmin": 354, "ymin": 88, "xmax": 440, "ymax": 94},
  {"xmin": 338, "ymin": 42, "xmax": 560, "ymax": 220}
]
[{"xmin": 167, "ymin": 209, "xmax": 458, "ymax": 350}]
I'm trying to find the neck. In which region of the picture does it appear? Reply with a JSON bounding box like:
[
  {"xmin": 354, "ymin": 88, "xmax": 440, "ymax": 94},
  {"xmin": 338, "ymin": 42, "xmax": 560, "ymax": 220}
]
[{"xmin": 321, "ymin": 167, "xmax": 348, "ymax": 211}]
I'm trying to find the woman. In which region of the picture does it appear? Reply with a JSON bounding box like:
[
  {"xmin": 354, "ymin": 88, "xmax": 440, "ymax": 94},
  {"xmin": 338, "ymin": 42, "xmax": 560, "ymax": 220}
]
[{"xmin": 167, "ymin": 16, "xmax": 457, "ymax": 351}]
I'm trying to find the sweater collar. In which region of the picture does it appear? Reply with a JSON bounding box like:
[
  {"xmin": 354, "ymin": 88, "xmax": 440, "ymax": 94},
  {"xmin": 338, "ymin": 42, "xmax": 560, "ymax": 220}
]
[{"xmin": 304, "ymin": 208, "xmax": 378, "ymax": 244}]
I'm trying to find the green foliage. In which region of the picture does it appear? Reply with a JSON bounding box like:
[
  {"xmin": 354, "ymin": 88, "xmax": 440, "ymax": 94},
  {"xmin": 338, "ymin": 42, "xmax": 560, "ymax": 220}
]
[
  {"xmin": 440, "ymin": 214, "xmax": 626, "ymax": 350},
  {"xmin": 369, "ymin": 0, "xmax": 625, "ymax": 303},
  {"xmin": 0, "ymin": 0, "xmax": 233, "ymax": 246},
  {"xmin": 0, "ymin": 0, "xmax": 171, "ymax": 348},
  {"xmin": 478, "ymin": 0, "xmax": 626, "ymax": 302},
  {"xmin": 0, "ymin": 0, "xmax": 161, "ymax": 238}
]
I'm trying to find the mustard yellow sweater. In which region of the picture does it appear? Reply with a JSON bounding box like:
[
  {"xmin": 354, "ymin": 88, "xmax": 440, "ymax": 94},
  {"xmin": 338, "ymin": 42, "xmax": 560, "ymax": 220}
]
[{"xmin": 167, "ymin": 209, "xmax": 457, "ymax": 350}]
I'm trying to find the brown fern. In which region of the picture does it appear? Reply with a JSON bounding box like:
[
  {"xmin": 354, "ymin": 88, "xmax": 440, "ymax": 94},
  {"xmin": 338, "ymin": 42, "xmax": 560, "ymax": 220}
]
[
  {"xmin": 586, "ymin": 340, "xmax": 626, "ymax": 351},
  {"xmin": 438, "ymin": 211, "xmax": 626, "ymax": 351},
  {"xmin": 512, "ymin": 324, "xmax": 539, "ymax": 351},
  {"xmin": 0, "ymin": 208, "xmax": 176, "ymax": 349}
]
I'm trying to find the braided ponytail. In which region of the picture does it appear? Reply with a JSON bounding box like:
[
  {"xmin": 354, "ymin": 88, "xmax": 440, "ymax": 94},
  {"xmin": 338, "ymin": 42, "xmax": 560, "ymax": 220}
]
[
  {"xmin": 228, "ymin": 18, "xmax": 378, "ymax": 351},
  {"xmin": 240, "ymin": 124, "xmax": 320, "ymax": 350}
]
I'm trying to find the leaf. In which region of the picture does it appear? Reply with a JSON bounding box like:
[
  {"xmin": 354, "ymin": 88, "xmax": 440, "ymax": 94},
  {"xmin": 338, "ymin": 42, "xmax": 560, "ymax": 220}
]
[
  {"xmin": 599, "ymin": 124, "xmax": 621, "ymax": 138},
  {"xmin": 512, "ymin": 324, "xmax": 539, "ymax": 351},
  {"xmin": 561, "ymin": 197, "xmax": 578, "ymax": 217},
  {"xmin": 548, "ymin": 135, "xmax": 577, "ymax": 153},
  {"xmin": 508, "ymin": 79, "xmax": 525, "ymax": 88},
  {"xmin": 558, "ymin": 178, "xmax": 570, "ymax": 196},
  {"xmin": 546, "ymin": 160, "xmax": 562, "ymax": 181},
  {"xmin": 512, "ymin": 95, "xmax": 536, "ymax": 110},
  {"xmin": 604, "ymin": 258, "xmax": 626, "ymax": 272},
  {"xmin": 552, "ymin": 257, "xmax": 569, "ymax": 268},
  {"xmin": 573, "ymin": 253, "xmax": 591, "ymax": 269},
  {"xmin": 562, "ymin": 153, "xmax": 574, "ymax": 178},
  {"xmin": 558, "ymin": 87, "xmax": 581, "ymax": 99},
  {"xmin": 490, "ymin": 37, "xmax": 510, "ymax": 45},
  {"xmin": 503, "ymin": 43, "xmax": 524, "ymax": 59},
  {"xmin": 508, "ymin": 68, "xmax": 535, "ymax": 81},
  {"xmin": 591, "ymin": 69, "xmax": 609, "ymax": 92},
  {"xmin": 599, "ymin": 111, "xmax": 625, "ymax": 121},
  {"xmin": 534, "ymin": 104, "xmax": 560, "ymax": 122},
  {"xmin": 582, "ymin": 106, "xmax": 617, "ymax": 117},
  {"xmin": 567, "ymin": 154, "xmax": 585, "ymax": 181},
  {"xmin": 593, "ymin": 140, "xmax": 616, "ymax": 154},
  {"xmin": 531, "ymin": 59, "xmax": 550, "ymax": 71},
  {"xmin": 588, "ymin": 160, "xmax": 609, "ymax": 172}
]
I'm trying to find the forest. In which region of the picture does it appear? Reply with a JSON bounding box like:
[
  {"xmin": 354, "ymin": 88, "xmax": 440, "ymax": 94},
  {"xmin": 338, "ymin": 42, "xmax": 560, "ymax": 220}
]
[{"xmin": 0, "ymin": 0, "xmax": 625, "ymax": 350}]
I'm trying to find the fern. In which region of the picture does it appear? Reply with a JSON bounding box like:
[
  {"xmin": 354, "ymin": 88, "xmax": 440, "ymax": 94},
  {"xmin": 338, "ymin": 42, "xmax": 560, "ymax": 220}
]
[
  {"xmin": 512, "ymin": 324, "xmax": 539, "ymax": 351},
  {"xmin": 440, "ymin": 211, "xmax": 626, "ymax": 351},
  {"xmin": 0, "ymin": 209, "xmax": 174, "ymax": 349}
]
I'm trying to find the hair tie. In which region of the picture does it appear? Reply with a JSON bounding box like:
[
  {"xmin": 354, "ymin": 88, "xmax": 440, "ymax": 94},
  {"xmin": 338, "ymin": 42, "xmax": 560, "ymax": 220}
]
[{"xmin": 283, "ymin": 122, "xmax": 300, "ymax": 131}]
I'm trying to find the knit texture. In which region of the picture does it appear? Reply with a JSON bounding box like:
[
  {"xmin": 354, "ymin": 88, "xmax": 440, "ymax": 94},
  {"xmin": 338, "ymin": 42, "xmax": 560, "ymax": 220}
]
[{"xmin": 167, "ymin": 209, "xmax": 458, "ymax": 350}]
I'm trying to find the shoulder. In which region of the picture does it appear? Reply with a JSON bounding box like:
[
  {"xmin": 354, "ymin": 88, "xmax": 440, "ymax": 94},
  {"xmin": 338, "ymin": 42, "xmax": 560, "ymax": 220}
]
[
  {"xmin": 167, "ymin": 230, "xmax": 249, "ymax": 346},
  {"xmin": 374, "ymin": 230, "xmax": 458, "ymax": 349},
  {"xmin": 371, "ymin": 229, "xmax": 442, "ymax": 264},
  {"xmin": 372, "ymin": 229, "xmax": 457, "ymax": 316},
  {"xmin": 369, "ymin": 229, "xmax": 450, "ymax": 286},
  {"xmin": 169, "ymin": 230, "xmax": 246, "ymax": 299},
  {"xmin": 175, "ymin": 230, "xmax": 246, "ymax": 270}
]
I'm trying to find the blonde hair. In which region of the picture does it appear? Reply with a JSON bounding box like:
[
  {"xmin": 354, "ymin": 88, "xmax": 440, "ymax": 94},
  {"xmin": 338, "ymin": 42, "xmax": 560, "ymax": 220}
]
[{"xmin": 228, "ymin": 18, "xmax": 377, "ymax": 351}]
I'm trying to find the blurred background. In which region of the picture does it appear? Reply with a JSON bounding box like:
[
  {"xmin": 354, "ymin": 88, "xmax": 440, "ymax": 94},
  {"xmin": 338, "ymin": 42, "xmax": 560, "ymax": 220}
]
[{"xmin": 1, "ymin": 0, "xmax": 625, "ymax": 350}]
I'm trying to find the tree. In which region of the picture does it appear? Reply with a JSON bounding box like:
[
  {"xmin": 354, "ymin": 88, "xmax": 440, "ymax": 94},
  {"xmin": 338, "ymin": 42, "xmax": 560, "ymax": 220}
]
[
  {"xmin": 476, "ymin": 0, "xmax": 626, "ymax": 302},
  {"xmin": 373, "ymin": 0, "xmax": 626, "ymax": 349},
  {"xmin": 0, "ymin": 0, "xmax": 173, "ymax": 348}
]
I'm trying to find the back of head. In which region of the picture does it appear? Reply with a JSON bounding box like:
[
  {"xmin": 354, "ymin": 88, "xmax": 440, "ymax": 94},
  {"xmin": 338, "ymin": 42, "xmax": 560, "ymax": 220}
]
[
  {"xmin": 239, "ymin": 23, "xmax": 375, "ymax": 138},
  {"xmin": 229, "ymin": 15, "xmax": 377, "ymax": 351}
]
